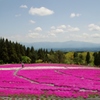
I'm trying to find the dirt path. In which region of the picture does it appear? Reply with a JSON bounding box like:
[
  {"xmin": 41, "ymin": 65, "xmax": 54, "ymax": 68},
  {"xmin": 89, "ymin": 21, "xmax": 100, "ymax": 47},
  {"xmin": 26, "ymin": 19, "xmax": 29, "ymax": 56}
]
[{"xmin": 13, "ymin": 67, "xmax": 55, "ymax": 86}]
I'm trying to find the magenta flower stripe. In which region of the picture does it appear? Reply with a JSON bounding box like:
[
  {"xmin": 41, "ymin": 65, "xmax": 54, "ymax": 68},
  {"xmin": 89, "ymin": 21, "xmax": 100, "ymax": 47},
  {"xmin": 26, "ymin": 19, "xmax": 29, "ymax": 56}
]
[{"xmin": 0, "ymin": 63, "xmax": 100, "ymax": 98}]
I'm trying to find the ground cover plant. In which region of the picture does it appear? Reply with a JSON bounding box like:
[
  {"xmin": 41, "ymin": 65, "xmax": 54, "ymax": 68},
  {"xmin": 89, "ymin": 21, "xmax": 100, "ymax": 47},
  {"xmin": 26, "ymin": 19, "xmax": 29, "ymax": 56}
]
[{"xmin": 0, "ymin": 63, "xmax": 100, "ymax": 100}]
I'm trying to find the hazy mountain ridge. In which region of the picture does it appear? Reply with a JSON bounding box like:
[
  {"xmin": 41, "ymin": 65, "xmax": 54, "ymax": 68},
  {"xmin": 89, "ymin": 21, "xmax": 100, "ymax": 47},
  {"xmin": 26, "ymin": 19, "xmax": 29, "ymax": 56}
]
[{"xmin": 23, "ymin": 41, "xmax": 100, "ymax": 48}]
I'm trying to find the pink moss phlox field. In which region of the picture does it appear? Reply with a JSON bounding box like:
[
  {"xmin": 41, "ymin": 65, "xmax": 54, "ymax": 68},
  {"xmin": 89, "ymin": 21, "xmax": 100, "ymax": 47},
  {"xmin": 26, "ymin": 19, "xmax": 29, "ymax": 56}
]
[
  {"xmin": 0, "ymin": 63, "xmax": 83, "ymax": 68},
  {"xmin": 0, "ymin": 63, "xmax": 100, "ymax": 98}
]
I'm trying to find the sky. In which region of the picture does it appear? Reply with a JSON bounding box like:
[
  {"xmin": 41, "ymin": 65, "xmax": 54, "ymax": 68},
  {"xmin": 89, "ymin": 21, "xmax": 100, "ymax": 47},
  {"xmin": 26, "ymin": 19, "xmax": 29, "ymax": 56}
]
[{"xmin": 0, "ymin": 0, "xmax": 100, "ymax": 43}]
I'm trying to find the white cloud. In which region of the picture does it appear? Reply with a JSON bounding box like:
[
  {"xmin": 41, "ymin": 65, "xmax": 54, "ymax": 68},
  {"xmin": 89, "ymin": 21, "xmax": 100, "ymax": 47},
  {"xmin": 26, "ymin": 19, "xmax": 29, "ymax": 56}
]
[
  {"xmin": 48, "ymin": 25, "xmax": 80, "ymax": 35},
  {"xmin": 15, "ymin": 14, "xmax": 21, "ymax": 17},
  {"xmin": 27, "ymin": 27, "xmax": 43, "ymax": 39},
  {"xmin": 34, "ymin": 27, "xmax": 42, "ymax": 32},
  {"xmin": 54, "ymin": 29, "xmax": 64, "ymax": 33},
  {"xmin": 70, "ymin": 33, "xmax": 89, "ymax": 39},
  {"xmin": 49, "ymin": 33, "xmax": 56, "ymax": 37},
  {"xmin": 28, "ymin": 32, "xmax": 39, "ymax": 38},
  {"xmin": 28, "ymin": 32, "xmax": 48, "ymax": 39},
  {"xmin": 51, "ymin": 26, "xmax": 56, "ymax": 29},
  {"xmin": 20, "ymin": 5, "xmax": 28, "ymax": 8},
  {"xmin": 29, "ymin": 20, "xmax": 35, "ymax": 24},
  {"xmin": 91, "ymin": 33, "xmax": 100, "ymax": 38},
  {"xmin": 67, "ymin": 25, "xmax": 80, "ymax": 32},
  {"xmin": 29, "ymin": 7, "xmax": 54, "ymax": 16},
  {"xmin": 83, "ymin": 33, "xmax": 89, "ymax": 37},
  {"xmin": 70, "ymin": 13, "xmax": 75, "ymax": 18},
  {"xmin": 72, "ymin": 33, "xmax": 100, "ymax": 40},
  {"xmin": 76, "ymin": 13, "xmax": 81, "ymax": 17},
  {"xmin": 58, "ymin": 25, "xmax": 66, "ymax": 29},
  {"xmin": 88, "ymin": 24, "xmax": 100, "ymax": 31},
  {"xmin": 6, "ymin": 24, "xmax": 80, "ymax": 42},
  {"xmin": 28, "ymin": 30, "xmax": 32, "ymax": 33},
  {"xmin": 48, "ymin": 25, "xmax": 80, "ymax": 36},
  {"xmin": 70, "ymin": 13, "xmax": 81, "ymax": 18},
  {"xmin": 83, "ymin": 33, "xmax": 88, "ymax": 36},
  {"xmin": 49, "ymin": 28, "xmax": 64, "ymax": 36}
]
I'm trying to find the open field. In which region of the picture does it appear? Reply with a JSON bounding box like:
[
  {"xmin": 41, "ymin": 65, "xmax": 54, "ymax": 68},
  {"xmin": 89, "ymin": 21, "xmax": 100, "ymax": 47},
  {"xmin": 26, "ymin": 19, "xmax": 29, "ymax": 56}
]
[{"xmin": 0, "ymin": 63, "xmax": 100, "ymax": 100}]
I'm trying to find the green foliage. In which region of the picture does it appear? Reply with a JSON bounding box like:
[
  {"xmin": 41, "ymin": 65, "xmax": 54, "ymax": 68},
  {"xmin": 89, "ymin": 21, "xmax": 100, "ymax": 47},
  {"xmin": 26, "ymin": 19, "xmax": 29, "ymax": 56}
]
[
  {"xmin": 37, "ymin": 48, "xmax": 49, "ymax": 62},
  {"xmin": 21, "ymin": 56, "xmax": 31, "ymax": 63},
  {"xmin": 0, "ymin": 60, "xmax": 4, "ymax": 64},
  {"xmin": 35, "ymin": 59, "xmax": 43, "ymax": 63},
  {"xmin": 1, "ymin": 37, "xmax": 100, "ymax": 67},
  {"xmin": 55, "ymin": 50, "xmax": 66, "ymax": 63},
  {"xmin": 94, "ymin": 52, "xmax": 100, "ymax": 66},
  {"xmin": 48, "ymin": 50, "xmax": 65, "ymax": 63},
  {"xmin": 86, "ymin": 52, "xmax": 90, "ymax": 64},
  {"xmin": 73, "ymin": 52, "xmax": 78, "ymax": 58},
  {"xmin": 65, "ymin": 52, "xmax": 74, "ymax": 64}
]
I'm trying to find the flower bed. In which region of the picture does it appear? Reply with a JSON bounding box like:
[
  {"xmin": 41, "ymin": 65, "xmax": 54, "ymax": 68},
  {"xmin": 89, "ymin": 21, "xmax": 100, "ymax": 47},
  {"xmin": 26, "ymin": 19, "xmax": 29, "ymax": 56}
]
[{"xmin": 0, "ymin": 64, "xmax": 100, "ymax": 99}]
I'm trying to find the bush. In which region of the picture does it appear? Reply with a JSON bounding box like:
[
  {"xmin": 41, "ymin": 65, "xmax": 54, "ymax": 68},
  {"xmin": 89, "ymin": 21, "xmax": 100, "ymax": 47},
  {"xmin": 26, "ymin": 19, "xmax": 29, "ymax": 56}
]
[
  {"xmin": 35, "ymin": 59, "xmax": 43, "ymax": 63},
  {"xmin": 0, "ymin": 60, "xmax": 4, "ymax": 64}
]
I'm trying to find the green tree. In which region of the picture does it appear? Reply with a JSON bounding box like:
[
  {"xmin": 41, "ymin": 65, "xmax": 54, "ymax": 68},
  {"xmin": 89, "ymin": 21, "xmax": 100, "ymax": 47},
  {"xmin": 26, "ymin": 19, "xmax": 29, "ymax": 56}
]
[
  {"xmin": 29, "ymin": 46, "xmax": 38, "ymax": 63},
  {"xmin": 73, "ymin": 52, "xmax": 79, "ymax": 64},
  {"xmin": 37, "ymin": 48, "xmax": 48, "ymax": 62},
  {"xmin": 21, "ymin": 56, "xmax": 31, "ymax": 63},
  {"xmin": 48, "ymin": 50, "xmax": 65, "ymax": 63},
  {"xmin": 1, "ymin": 47, "xmax": 9, "ymax": 63},
  {"xmin": 73, "ymin": 57, "xmax": 79, "ymax": 64},
  {"xmin": 94, "ymin": 52, "xmax": 100, "ymax": 66},
  {"xmin": 86, "ymin": 52, "xmax": 90, "ymax": 64},
  {"xmin": 73, "ymin": 52, "xmax": 78, "ymax": 58},
  {"xmin": 26, "ymin": 47, "xmax": 31, "ymax": 57},
  {"xmin": 79, "ymin": 54, "xmax": 84, "ymax": 64},
  {"xmin": 55, "ymin": 50, "xmax": 65, "ymax": 63}
]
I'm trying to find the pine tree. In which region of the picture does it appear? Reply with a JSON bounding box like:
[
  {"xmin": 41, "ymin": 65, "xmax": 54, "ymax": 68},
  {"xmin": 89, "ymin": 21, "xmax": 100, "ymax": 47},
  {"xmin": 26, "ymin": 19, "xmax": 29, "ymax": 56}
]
[
  {"xmin": 73, "ymin": 52, "xmax": 78, "ymax": 58},
  {"xmin": 86, "ymin": 52, "xmax": 90, "ymax": 64}
]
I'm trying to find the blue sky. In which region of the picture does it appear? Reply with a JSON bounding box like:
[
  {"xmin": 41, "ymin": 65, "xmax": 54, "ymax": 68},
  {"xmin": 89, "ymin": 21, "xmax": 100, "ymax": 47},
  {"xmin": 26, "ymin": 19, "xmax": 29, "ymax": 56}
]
[{"xmin": 0, "ymin": 0, "xmax": 100, "ymax": 43}]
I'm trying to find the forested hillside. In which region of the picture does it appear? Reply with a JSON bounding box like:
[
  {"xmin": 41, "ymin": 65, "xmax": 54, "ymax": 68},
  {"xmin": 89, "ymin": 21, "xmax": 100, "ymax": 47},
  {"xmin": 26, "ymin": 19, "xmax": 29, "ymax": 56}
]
[{"xmin": 0, "ymin": 38, "xmax": 100, "ymax": 67}]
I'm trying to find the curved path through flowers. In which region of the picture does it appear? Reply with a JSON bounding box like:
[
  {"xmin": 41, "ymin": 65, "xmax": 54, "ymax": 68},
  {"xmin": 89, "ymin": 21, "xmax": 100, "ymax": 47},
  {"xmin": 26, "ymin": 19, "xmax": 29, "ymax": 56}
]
[
  {"xmin": 14, "ymin": 66, "xmax": 65, "ymax": 86},
  {"xmin": 0, "ymin": 64, "xmax": 100, "ymax": 99},
  {"xmin": 13, "ymin": 67, "xmax": 40, "ymax": 84},
  {"xmin": 14, "ymin": 65, "xmax": 100, "ymax": 93}
]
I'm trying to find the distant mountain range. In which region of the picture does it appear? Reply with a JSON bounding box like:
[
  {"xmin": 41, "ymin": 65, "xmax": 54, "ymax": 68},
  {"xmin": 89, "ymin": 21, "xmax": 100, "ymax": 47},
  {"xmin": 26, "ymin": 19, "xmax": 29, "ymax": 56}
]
[{"xmin": 22, "ymin": 41, "xmax": 100, "ymax": 51}]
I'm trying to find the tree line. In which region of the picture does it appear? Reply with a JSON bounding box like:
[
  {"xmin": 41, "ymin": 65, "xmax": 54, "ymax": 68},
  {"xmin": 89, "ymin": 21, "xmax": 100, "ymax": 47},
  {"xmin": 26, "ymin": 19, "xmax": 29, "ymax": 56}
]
[{"xmin": 0, "ymin": 38, "xmax": 100, "ymax": 67}]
